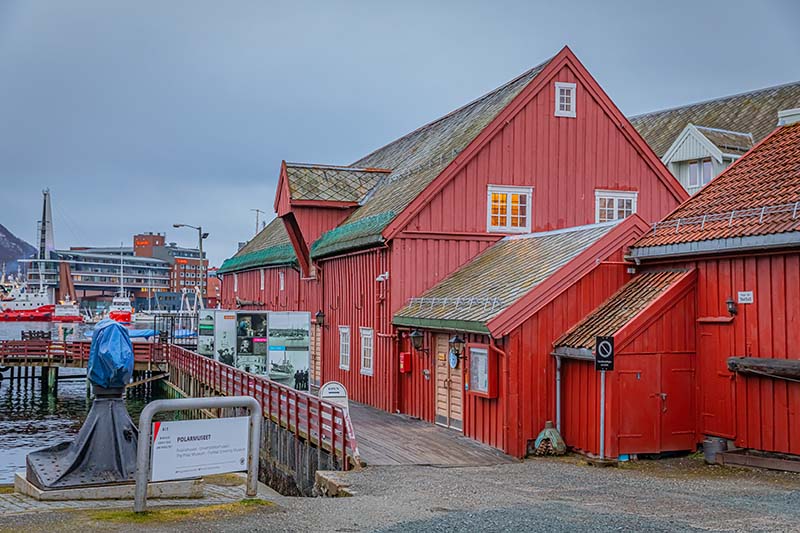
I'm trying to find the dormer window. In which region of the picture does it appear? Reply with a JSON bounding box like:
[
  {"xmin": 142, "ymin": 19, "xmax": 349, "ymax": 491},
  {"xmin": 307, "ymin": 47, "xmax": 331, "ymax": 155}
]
[
  {"xmin": 554, "ymin": 82, "xmax": 576, "ymax": 118},
  {"xmin": 688, "ymin": 159, "xmax": 713, "ymax": 189},
  {"xmin": 487, "ymin": 185, "xmax": 533, "ymax": 233}
]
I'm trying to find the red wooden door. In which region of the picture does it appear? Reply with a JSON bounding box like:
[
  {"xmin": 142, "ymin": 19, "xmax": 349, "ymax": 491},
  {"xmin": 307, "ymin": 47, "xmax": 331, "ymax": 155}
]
[
  {"xmin": 698, "ymin": 323, "xmax": 735, "ymax": 438},
  {"xmin": 617, "ymin": 359, "xmax": 660, "ymax": 455},
  {"xmin": 660, "ymin": 353, "xmax": 696, "ymax": 451}
]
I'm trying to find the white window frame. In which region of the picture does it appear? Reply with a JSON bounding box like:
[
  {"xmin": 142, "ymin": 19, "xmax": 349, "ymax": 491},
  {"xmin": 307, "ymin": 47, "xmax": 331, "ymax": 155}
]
[
  {"xmin": 487, "ymin": 185, "xmax": 533, "ymax": 233},
  {"xmin": 279, "ymin": 271, "xmax": 285, "ymax": 291},
  {"xmin": 554, "ymin": 82, "xmax": 576, "ymax": 118},
  {"xmin": 687, "ymin": 158, "xmax": 714, "ymax": 189},
  {"xmin": 259, "ymin": 268, "xmax": 265, "ymax": 291},
  {"xmin": 233, "ymin": 273, "xmax": 238, "ymax": 293},
  {"xmin": 339, "ymin": 326, "xmax": 351, "ymax": 370},
  {"xmin": 594, "ymin": 190, "xmax": 638, "ymax": 223},
  {"xmin": 360, "ymin": 328, "xmax": 374, "ymax": 376}
]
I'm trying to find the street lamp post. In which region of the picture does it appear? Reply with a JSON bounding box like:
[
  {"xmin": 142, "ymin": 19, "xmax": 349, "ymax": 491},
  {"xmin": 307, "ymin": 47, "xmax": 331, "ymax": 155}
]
[{"xmin": 173, "ymin": 223, "xmax": 209, "ymax": 303}]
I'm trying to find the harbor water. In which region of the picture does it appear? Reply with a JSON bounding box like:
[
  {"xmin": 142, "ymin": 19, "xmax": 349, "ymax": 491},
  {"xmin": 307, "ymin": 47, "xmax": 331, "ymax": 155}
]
[{"xmin": 0, "ymin": 322, "xmax": 165, "ymax": 483}]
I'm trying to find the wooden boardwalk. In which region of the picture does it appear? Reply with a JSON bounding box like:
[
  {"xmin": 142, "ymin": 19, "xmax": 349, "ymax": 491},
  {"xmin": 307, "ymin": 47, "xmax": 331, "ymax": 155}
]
[{"xmin": 348, "ymin": 402, "xmax": 517, "ymax": 466}]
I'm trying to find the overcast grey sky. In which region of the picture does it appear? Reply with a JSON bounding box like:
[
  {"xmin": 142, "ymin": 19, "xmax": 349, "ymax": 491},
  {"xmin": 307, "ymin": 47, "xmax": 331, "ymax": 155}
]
[{"xmin": 1, "ymin": 0, "xmax": 798, "ymax": 265}]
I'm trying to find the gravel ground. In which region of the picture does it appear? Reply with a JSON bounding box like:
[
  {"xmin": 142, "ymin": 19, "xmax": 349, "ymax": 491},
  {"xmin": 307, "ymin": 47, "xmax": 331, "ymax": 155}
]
[{"xmin": 2, "ymin": 456, "xmax": 799, "ymax": 532}]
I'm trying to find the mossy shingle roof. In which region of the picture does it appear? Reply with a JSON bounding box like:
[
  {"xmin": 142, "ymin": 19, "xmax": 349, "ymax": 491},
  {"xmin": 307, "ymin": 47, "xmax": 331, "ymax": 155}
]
[
  {"xmin": 554, "ymin": 269, "xmax": 691, "ymax": 351},
  {"xmin": 310, "ymin": 57, "xmax": 552, "ymax": 259},
  {"xmin": 224, "ymin": 56, "xmax": 553, "ymax": 269},
  {"xmin": 393, "ymin": 222, "xmax": 618, "ymax": 332},
  {"xmin": 285, "ymin": 163, "xmax": 390, "ymax": 203},
  {"xmin": 218, "ymin": 217, "xmax": 296, "ymax": 273},
  {"xmin": 629, "ymin": 81, "xmax": 800, "ymax": 157}
]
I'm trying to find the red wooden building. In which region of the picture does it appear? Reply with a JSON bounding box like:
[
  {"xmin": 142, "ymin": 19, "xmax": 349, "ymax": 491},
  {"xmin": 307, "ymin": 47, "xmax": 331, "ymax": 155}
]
[
  {"xmin": 218, "ymin": 46, "xmax": 687, "ymax": 450},
  {"xmin": 553, "ymin": 117, "xmax": 800, "ymax": 460}
]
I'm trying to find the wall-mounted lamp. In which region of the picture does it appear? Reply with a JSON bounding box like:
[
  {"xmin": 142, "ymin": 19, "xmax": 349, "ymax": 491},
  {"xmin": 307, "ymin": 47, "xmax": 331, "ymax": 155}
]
[
  {"xmin": 449, "ymin": 334, "xmax": 466, "ymax": 357},
  {"xmin": 315, "ymin": 310, "xmax": 326, "ymax": 327},
  {"xmin": 726, "ymin": 297, "xmax": 738, "ymax": 316},
  {"xmin": 409, "ymin": 329, "xmax": 427, "ymax": 353}
]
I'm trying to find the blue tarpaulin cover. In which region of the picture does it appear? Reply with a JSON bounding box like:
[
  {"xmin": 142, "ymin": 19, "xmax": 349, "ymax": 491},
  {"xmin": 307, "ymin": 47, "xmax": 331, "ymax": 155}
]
[{"xmin": 88, "ymin": 319, "xmax": 134, "ymax": 388}]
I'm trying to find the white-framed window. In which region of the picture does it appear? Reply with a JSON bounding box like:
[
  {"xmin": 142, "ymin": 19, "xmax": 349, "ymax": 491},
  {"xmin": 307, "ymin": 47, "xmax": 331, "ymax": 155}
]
[
  {"xmin": 233, "ymin": 273, "xmax": 238, "ymax": 293},
  {"xmin": 595, "ymin": 190, "xmax": 638, "ymax": 223},
  {"xmin": 259, "ymin": 269, "xmax": 265, "ymax": 291},
  {"xmin": 360, "ymin": 328, "xmax": 374, "ymax": 376},
  {"xmin": 688, "ymin": 158, "xmax": 714, "ymax": 189},
  {"xmin": 554, "ymin": 82, "xmax": 576, "ymax": 118},
  {"xmin": 487, "ymin": 185, "xmax": 533, "ymax": 233},
  {"xmin": 279, "ymin": 271, "xmax": 285, "ymax": 291},
  {"xmin": 339, "ymin": 326, "xmax": 351, "ymax": 370}
]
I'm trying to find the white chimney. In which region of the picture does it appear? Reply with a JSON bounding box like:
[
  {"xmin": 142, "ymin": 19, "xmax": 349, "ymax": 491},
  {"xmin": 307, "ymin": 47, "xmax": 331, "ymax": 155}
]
[{"xmin": 778, "ymin": 108, "xmax": 800, "ymax": 126}]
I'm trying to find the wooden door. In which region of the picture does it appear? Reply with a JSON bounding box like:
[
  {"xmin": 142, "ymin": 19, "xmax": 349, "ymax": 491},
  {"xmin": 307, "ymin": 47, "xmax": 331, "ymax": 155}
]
[
  {"xmin": 435, "ymin": 334, "xmax": 463, "ymax": 430},
  {"xmin": 698, "ymin": 323, "xmax": 735, "ymax": 438},
  {"xmin": 617, "ymin": 360, "xmax": 660, "ymax": 455},
  {"xmin": 660, "ymin": 353, "xmax": 696, "ymax": 451}
]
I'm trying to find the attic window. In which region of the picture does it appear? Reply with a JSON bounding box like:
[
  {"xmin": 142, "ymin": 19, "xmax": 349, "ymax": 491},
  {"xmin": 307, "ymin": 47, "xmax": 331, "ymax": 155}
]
[
  {"xmin": 595, "ymin": 190, "xmax": 637, "ymax": 223},
  {"xmin": 688, "ymin": 159, "xmax": 714, "ymax": 189},
  {"xmin": 554, "ymin": 82, "xmax": 576, "ymax": 118},
  {"xmin": 487, "ymin": 185, "xmax": 533, "ymax": 233}
]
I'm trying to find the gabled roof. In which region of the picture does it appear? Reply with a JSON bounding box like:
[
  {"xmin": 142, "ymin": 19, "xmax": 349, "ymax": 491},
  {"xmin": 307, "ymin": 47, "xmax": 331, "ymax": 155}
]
[
  {"xmin": 309, "ymin": 57, "xmax": 553, "ymax": 259},
  {"xmin": 661, "ymin": 124, "xmax": 754, "ymax": 165},
  {"xmin": 218, "ymin": 218, "xmax": 296, "ymax": 274},
  {"xmin": 630, "ymin": 81, "xmax": 800, "ymax": 157},
  {"xmin": 284, "ymin": 163, "xmax": 391, "ymax": 204},
  {"xmin": 632, "ymin": 122, "xmax": 800, "ymax": 258},
  {"xmin": 393, "ymin": 221, "xmax": 620, "ymax": 333},
  {"xmin": 554, "ymin": 269, "xmax": 693, "ymax": 354}
]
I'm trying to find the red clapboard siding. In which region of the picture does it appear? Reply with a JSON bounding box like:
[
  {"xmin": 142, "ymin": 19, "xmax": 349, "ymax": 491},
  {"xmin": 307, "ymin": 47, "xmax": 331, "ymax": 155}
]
[
  {"xmin": 320, "ymin": 248, "xmax": 393, "ymax": 411},
  {"xmin": 692, "ymin": 252, "xmax": 800, "ymax": 456},
  {"xmin": 403, "ymin": 64, "xmax": 682, "ymax": 236},
  {"xmin": 219, "ymin": 268, "xmax": 321, "ymax": 313}
]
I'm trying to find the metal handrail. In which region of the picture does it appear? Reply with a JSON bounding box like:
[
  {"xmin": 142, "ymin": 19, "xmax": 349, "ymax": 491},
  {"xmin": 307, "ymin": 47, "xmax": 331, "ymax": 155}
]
[{"xmin": 134, "ymin": 395, "xmax": 262, "ymax": 513}]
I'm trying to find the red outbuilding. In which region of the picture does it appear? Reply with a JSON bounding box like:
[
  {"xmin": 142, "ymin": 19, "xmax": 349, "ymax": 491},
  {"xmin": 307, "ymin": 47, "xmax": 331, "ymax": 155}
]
[
  {"xmin": 553, "ymin": 116, "xmax": 800, "ymax": 463},
  {"xmin": 218, "ymin": 45, "xmax": 687, "ymax": 451}
]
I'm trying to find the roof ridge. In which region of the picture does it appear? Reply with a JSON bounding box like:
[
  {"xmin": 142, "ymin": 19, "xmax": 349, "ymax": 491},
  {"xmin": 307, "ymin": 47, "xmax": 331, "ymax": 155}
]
[
  {"xmin": 693, "ymin": 125, "xmax": 754, "ymax": 138},
  {"xmin": 503, "ymin": 219, "xmax": 621, "ymax": 240},
  {"xmin": 285, "ymin": 162, "xmax": 392, "ymax": 173},
  {"xmin": 629, "ymin": 79, "xmax": 800, "ymax": 120},
  {"xmin": 351, "ymin": 57, "xmax": 554, "ymax": 166}
]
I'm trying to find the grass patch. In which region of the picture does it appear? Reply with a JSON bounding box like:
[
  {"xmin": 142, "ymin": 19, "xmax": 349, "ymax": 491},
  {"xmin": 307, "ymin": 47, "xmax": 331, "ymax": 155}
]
[{"xmin": 88, "ymin": 499, "xmax": 273, "ymax": 524}]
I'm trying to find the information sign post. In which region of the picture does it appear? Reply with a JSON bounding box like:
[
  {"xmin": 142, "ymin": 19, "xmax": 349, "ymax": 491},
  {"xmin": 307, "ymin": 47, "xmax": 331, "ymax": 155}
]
[{"xmin": 134, "ymin": 396, "xmax": 262, "ymax": 513}]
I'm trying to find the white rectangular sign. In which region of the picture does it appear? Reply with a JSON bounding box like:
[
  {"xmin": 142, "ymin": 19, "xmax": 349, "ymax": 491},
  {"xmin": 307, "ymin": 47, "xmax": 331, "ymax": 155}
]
[
  {"xmin": 738, "ymin": 291, "xmax": 754, "ymax": 304},
  {"xmin": 151, "ymin": 417, "xmax": 249, "ymax": 482}
]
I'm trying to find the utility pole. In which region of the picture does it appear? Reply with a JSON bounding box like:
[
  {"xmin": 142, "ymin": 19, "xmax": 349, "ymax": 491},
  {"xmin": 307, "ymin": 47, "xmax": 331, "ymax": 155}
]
[{"xmin": 250, "ymin": 209, "xmax": 265, "ymax": 236}]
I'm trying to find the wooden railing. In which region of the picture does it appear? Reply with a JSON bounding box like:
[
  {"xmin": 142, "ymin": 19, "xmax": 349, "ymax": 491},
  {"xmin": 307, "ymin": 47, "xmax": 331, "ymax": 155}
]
[
  {"xmin": 0, "ymin": 340, "xmax": 359, "ymax": 470},
  {"xmin": 0, "ymin": 340, "xmax": 165, "ymax": 366},
  {"xmin": 166, "ymin": 345, "xmax": 360, "ymax": 470}
]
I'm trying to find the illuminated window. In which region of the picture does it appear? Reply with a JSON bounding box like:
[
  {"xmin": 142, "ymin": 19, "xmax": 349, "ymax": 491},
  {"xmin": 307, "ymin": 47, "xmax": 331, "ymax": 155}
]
[
  {"xmin": 339, "ymin": 326, "xmax": 350, "ymax": 370},
  {"xmin": 595, "ymin": 190, "xmax": 638, "ymax": 223},
  {"xmin": 360, "ymin": 328, "xmax": 373, "ymax": 376},
  {"xmin": 554, "ymin": 82, "xmax": 576, "ymax": 118},
  {"xmin": 688, "ymin": 159, "xmax": 714, "ymax": 188},
  {"xmin": 487, "ymin": 185, "xmax": 533, "ymax": 232}
]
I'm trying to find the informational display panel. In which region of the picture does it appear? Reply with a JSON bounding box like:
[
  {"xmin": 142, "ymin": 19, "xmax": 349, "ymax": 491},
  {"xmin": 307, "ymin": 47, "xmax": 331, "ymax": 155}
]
[
  {"xmin": 150, "ymin": 417, "xmax": 249, "ymax": 482},
  {"xmin": 213, "ymin": 311, "xmax": 237, "ymax": 365},
  {"xmin": 197, "ymin": 310, "xmax": 216, "ymax": 357},
  {"xmin": 267, "ymin": 312, "xmax": 311, "ymax": 389},
  {"xmin": 235, "ymin": 311, "xmax": 269, "ymax": 374}
]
